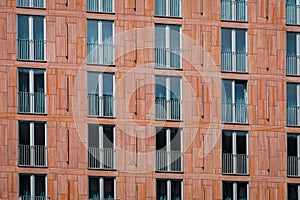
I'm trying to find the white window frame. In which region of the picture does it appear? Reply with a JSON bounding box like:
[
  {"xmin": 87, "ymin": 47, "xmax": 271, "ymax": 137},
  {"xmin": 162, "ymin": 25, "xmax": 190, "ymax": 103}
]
[
  {"xmin": 19, "ymin": 121, "xmax": 47, "ymax": 166},
  {"xmin": 90, "ymin": 177, "xmax": 116, "ymax": 199},
  {"xmin": 18, "ymin": 68, "xmax": 47, "ymax": 114},
  {"xmin": 287, "ymin": 83, "xmax": 300, "ymax": 125},
  {"xmin": 224, "ymin": 182, "xmax": 249, "ymax": 200},
  {"xmin": 19, "ymin": 174, "xmax": 47, "ymax": 199},
  {"xmin": 158, "ymin": 179, "xmax": 183, "ymax": 200},
  {"xmin": 17, "ymin": 15, "xmax": 46, "ymax": 61}
]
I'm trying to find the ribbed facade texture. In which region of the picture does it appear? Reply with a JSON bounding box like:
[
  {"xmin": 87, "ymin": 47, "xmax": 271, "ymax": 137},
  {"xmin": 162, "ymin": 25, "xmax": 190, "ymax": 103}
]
[{"xmin": 0, "ymin": 0, "xmax": 299, "ymax": 199}]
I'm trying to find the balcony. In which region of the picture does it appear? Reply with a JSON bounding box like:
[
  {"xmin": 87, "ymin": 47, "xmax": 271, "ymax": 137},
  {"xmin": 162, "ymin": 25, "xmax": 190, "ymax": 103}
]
[
  {"xmin": 17, "ymin": 0, "xmax": 45, "ymax": 8},
  {"xmin": 155, "ymin": 48, "xmax": 182, "ymax": 69},
  {"xmin": 87, "ymin": 43, "xmax": 115, "ymax": 65},
  {"xmin": 156, "ymin": 150, "xmax": 183, "ymax": 172},
  {"xmin": 287, "ymin": 105, "xmax": 300, "ymax": 126},
  {"xmin": 18, "ymin": 92, "xmax": 46, "ymax": 114},
  {"xmin": 222, "ymin": 153, "xmax": 248, "ymax": 175},
  {"xmin": 154, "ymin": 0, "xmax": 182, "ymax": 17},
  {"xmin": 287, "ymin": 156, "xmax": 300, "ymax": 177},
  {"xmin": 86, "ymin": 0, "xmax": 114, "ymax": 13},
  {"xmin": 19, "ymin": 196, "xmax": 49, "ymax": 200},
  {"xmin": 17, "ymin": 39, "xmax": 46, "ymax": 61},
  {"xmin": 87, "ymin": 95, "xmax": 114, "ymax": 117},
  {"xmin": 155, "ymin": 99, "xmax": 182, "ymax": 121},
  {"xmin": 220, "ymin": 0, "xmax": 247, "ymax": 22},
  {"xmin": 287, "ymin": 55, "xmax": 300, "ymax": 76},
  {"xmin": 18, "ymin": 145, "xmax": 47, "ymax": 167},
  {"xmin": 88, "ymin": 147, "xmax": 115, "ymax": 170},
  {"xmin": 222, "ymin": 102, "xmax": 248, "ymax": 123},
  {"xmin": 221, "ymin": 51, "xmax": 247, "ymax": 72},
  {"xmin": 286, "ymin": 3, "xmax": 300, "ymax": 25}
]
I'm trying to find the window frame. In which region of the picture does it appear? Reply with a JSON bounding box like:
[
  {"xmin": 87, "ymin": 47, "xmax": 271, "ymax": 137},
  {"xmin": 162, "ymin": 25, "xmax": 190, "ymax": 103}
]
[
  {"xmin": 19, "ymin": 174, "xmax": 48, "ymax": 199},
  {"xmin": 156, "ymin": 179, "xmax": 183, "ymax": 200},
  {"xmin": 88, "ymin": 176, "xmax": 116, "ymax": 199}
]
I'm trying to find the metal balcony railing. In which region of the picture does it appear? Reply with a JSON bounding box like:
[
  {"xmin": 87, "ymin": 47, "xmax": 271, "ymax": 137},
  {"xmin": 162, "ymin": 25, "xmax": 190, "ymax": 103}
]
[
  {"xmin": 287, "ymin": 55, "xmax": 300, "ymax": 75},
  {"xmin": 155, "ymin": 48, "xmax": 182, "ymax": 69},
  {"xmin": 16, "ymin": 0, "xmax": 45, "ymax": 8},
  {"xmin": 154, "ymin": 0, "xmax": 181, "ymax": 17},
  {"xmin": 18, "ymin": 92, "xmax": 46, "ymax": 114},
  {"xmin": 87, "ymin": 95, "xmax": 114, "ymax": 117},
  {"xmin": 286, "ymin": 3, "xmax": 300, "ymax": 25},
  {"xmin": 18, "ymin": 145, "xmax": 47, "ymax": 167},
  {"xmin": 222, "ymin": 153, "xmax": 248, "ymax": 175},
  {"xmin": 222, "ymin": 102, "xmax": 248, "ymax": 123},
  {"xmin": 287, "ymin": 105, "xmax": 300, "ymax": 126},
  {"xmin": 89, "ymin": 198, "xmax": 118, "ymax": 200},
  {"xmin": 221, "ymin": 0, "xmax": 247, "ymax": 21},
  {"xmin": 287, "ymin": 156, "xmax": 300, "ymax": 177},
  {"xmin": 88, "ymin": 147, "xmax": 115, "ymax": 170},
  {"xmin": 17, "ymin": 39, "xmax": 46, "ymax": 61},
  {"xmin": 155, "ymin": 99, "xmax": 182, "ymax": 121},
  {"xmin": 87, "ymin": 43, "xmax": 115, "ymax": 65},
  {"xmin": 19, "ymin": 196, "xmax": 49, "ymax": 200},
  {"xmin": 156, "ymin": 150, "xmax": 183, "ymax": 172},
  {"xmin": 221, "ymin": 51, "xmax": 247, "ymax": 72},
  {"xmin": 86, "ymin": 0, "xmax": 114, "ymax": 13}
]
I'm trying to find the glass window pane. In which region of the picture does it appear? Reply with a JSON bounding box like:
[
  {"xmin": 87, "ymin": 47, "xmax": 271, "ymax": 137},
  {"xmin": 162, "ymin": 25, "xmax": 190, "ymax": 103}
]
[
  {"xmin": 19, "ymin": 68, "xmax": 30, "ymax": 92},
  {"xmin": 222, "ymin": 80, "xmax": 232, "ymax": 103},
  {"xmin": 170, "ymin": 77, "xmax": 181, "ymax": 100},
  {"xmin": 157, "ymin": 180, "xmax": 167, "ymax": 200},
  {"xmin": 35, "ymin": 175, "xmax": 46, "ymax": 197},
  {"xmin": 88, "ymin": 124, "xmax": 99, "ymax": 147},
  {"xmin": 156, "ymin": 128, "xmax": 167, "ymax": 150},
  {"xmin": 103, "ymin": 125, "xmax": 114, "ymax": 149},
  {"xmin": 288, "ymin": 184, "xmax": 298, "ymax": 200},
  {"xmin": 102, "ymin": 21, "xmax": 113, "ymax": 44},
  {"xmin": 89, "ymin": 177, "xmax": 100, "ymax": 199},
  {"xmin": 170, "ymin": 25, "xmax": 180, "ymax": 49},
  {"xmin": 34, "ymin": 69, "xmax": 45, "ymax": 93},
  {"xmin": 222, "ymin": 131, "xmax": 232, "ymax": 153},
  {"xmin": 155, "ymin": 76, "xmax": 166, "ymax": 99},
  {"xmin": 171, "ymin": 180, "xmax": 181, "ymax": 200},
  {"xmin": 287, "ymin": 83, "xmax": 297, "ymax": 106},
  {"xmin": 287, "ymin": 134, "xmax": 298, "ymax": 156},
  {"xmin": 19, "ymin": 121, "xmax": 30, "ymax": 145},
  {"xmin": 33, "ymin": 16, "xmax": 44, "ymax": 40},
  {"xmin": 237, "ymin": 182, "xmax": 247, "ymax": 200},
  {"xmin": 170, "ymin": 129, "xmax": 180, "ymax": 151},
  {"xmin": 18, "ymin": 15, "xmax": 29, "ymax": 39},
  {"xmin": 223, "ymin": 182, "xmax": 233, "ymax": 200},
  {"xmin": 235, "ymin": 81, "xmax": 246, "ymax": 103},
  {"xmin": 34, "ymin": 122, "xmax": 45, "ymax": 146},
  {"xmin": 103, "ymin": 73, "xmax": 113, "ymax": 96},
  {"xmin": 221, "ymin": 29, "xmax": 232, "ymax": 52},
  {"xmin": 104, "ymin": 178, "xmax": 114, "ymax": 198},
  {"xmin": 87, "ymin": 20, "xmax": 98, "ymax": 43},
  {"xmin": 236, "ymin": 30, "xmax": 246, "ymax": 52},
  {"xmin": 87, "ymin": 72, "xmax": 99, "ymax": 95},
  {"xmin": 155, "ymin": 25, "xmax": 166, "ymax": 48},
  {"xmin": 236, "ymin": 132, "xmax": 246, "ymax": 154},
  {"xmin": 19, "ymin": 174, "xmax": 31, "ymax": 196},
  {"xmin": 287, "ymin": 33, "xmax": 297, "ymax": 55}
]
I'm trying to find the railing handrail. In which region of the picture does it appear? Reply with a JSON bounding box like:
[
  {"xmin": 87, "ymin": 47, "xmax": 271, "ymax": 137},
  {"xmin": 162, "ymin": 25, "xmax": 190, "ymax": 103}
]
[
  {"xmin": 17, "ymin": 38, "xmax": 46, "ymax": 42},
  {"xmin": 19, "ymin": 196, "xmax": 49, "ymax": 200},
  {"xmin": 87, "ymin": 42, "xmax": 114, "ymax": 46}
]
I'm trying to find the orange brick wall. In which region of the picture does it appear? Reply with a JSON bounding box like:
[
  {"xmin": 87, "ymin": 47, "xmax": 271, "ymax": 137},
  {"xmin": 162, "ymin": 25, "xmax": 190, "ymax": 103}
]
[{"xmin": 0, "ymin": 0, "xmax": 298, "ymax": 199}]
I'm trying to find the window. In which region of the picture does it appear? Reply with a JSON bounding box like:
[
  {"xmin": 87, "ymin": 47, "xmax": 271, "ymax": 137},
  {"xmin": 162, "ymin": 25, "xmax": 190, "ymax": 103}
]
[
  {"xmin": 286, "ymin": 0, "xmax": 300, "ymax": 25},
  {"xmin": 87, "ymin": 20, "xmax": 114, "ymax": 65},
  {"xmin": 287, "ymin": 32, "xmax": 300, "ymax": 75},
  {"xmin": 154, "ymin": 0, "xmax": 182, "ymax": 17},
  {"xmin": 222, "ymin": 80, "xmax": 248, "ymax": 123},
  {"xmin": 17, "ymin": 0, "xmax": 45, "ymax": 8},
  {"xmin": 18, "ymin": 121, "xmax": 47, "ymax": 167},
  {"xmin": 156, "ymin": 128, "xmax": 182, "ymax": 172},
  {"xmin": 221, "ymin": 28, "xmax": 247, "ymax": 72},
  {"xmin": 287, "ymin": 83, "xmax": 300, "ymax": 126},
  {"xmin": 86, "ymin": 0, "xmax": 114, "ymax": 13},
  {"xmin": 17, "ymin": 15, "xmax": 46, "ymax": 61},
  {"xmin": 18, "ymin": 68, "xmax": 46, "ymax": 114},
  {"xmin": 157, "ymin": 179, "xmax": 182, "ymax": 200},
  {"xmin": 19, "ymin": 174, "xmax": 48, "ymax": 200},
  {"xmin": 223, "ymin": 182, "xmax": 248, "ymax": 200},
  {"xmin": 222, "ymin": 131, "xmax": 248, "ymax": 175},
  {"xmin": 155, "ymin": 24, "xmax": 182, "ymax": 69},
  {"xmin": 155, "ymin": 76, "xmax": 182, "ymax": 121},
  {"xmin": 221, "ymin": 0, "xmax": 247, "ymax": 22},
  {"xmin": 287, "ymin": 134, "xmax": 300, "ymax": 177},
  {"xmin": 87, "ymin": 72, "xmax": 115, "ymax": 117},
  {"xmin": 88, "ymin": 124, "xmax": 115, "ymax": 169},
  {"xmin": 89, "ymin": 177, "xmax": 115, "ymax": 199},
  {"xmin": 288, "ymin": 183, "xmax": 300, "ymax": 200}
]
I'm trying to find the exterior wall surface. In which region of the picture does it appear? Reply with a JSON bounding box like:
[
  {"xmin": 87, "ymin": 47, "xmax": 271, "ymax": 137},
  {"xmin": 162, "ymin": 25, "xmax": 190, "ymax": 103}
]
[{"xmin": 0, "ymin": 0, "xmax": 298, "ymax": 199}]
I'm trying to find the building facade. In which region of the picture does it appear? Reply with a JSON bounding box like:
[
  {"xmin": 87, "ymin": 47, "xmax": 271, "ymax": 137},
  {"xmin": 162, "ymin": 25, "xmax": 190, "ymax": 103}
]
[{"xmin": 0, "ymin": 0, "xmax": 299, "ymax": 199}]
